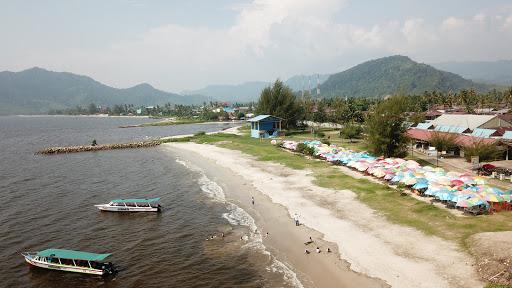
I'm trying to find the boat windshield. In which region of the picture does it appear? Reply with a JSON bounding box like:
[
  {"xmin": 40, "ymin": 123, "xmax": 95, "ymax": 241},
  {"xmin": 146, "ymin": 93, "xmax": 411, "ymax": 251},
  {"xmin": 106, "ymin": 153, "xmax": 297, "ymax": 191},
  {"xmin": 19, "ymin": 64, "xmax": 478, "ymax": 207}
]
[{"xmin": 110, "ymin": 202, "xmax": 125, "ymax": 206}]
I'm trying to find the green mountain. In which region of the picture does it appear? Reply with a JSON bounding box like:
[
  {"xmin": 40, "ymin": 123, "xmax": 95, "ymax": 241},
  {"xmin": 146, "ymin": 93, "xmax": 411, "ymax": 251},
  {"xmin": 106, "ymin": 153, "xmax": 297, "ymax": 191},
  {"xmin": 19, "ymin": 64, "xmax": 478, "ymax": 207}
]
[
  {"xmin": 0, "ymin": 67, "xmax": 208, "ymax": 115},
  {"xmin": 320, "ymin": 55, "xmax": 488, "ymax": 98},
  {"xmin": 431, "ymin": 60, "xmax": 512, "ymax": 85}
]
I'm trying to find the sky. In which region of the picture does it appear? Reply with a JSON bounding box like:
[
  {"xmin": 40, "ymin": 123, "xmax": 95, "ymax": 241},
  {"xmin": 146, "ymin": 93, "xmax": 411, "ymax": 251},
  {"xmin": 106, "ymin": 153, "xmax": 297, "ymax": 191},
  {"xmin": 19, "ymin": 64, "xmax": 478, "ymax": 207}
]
[{"xmin": 1, "ymin": 0, "xmax": 512, "ymax": 92}]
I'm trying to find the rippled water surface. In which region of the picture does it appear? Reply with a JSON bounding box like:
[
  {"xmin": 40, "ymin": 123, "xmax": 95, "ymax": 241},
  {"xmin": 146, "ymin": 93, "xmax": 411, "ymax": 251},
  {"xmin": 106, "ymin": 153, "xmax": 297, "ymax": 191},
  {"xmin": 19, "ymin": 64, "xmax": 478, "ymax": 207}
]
[{"xmin": 0, "ymin": 116, "xmax": 293, "ymax": 288}]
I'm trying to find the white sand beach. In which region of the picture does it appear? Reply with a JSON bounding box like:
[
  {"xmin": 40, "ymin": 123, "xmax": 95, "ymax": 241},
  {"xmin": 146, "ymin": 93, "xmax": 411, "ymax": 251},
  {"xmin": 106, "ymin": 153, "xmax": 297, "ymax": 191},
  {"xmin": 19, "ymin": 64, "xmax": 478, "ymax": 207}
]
[{"xmin": 164, "ymin": 142, "xmax": 484, "ymax": 288}]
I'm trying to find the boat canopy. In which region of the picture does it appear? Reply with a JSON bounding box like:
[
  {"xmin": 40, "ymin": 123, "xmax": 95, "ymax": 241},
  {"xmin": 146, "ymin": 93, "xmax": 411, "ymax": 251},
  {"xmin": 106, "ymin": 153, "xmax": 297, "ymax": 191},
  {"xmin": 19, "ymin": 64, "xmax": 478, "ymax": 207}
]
[
  {"xmin": 37, "ymin": 249, "xmax": 111, "ymax": 261},
  {"xmin": 111, "ymin": 197, "xmax": 160, "ymax": 203}
]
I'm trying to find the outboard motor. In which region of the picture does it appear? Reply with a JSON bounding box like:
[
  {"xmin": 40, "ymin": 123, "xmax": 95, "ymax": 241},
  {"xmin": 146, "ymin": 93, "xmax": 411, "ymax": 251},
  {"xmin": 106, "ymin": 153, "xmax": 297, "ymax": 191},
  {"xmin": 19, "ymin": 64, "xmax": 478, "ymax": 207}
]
[{"xmin": 102, "ymin": 262, "xmax": 116, "ymax": 275}]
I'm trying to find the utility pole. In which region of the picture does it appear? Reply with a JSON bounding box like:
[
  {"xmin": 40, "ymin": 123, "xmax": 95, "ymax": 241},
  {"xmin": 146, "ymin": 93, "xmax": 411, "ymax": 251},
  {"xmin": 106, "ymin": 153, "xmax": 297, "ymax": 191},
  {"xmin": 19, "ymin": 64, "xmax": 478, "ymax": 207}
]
[{"xmin": 316, "ymin": 74, "xmax": 320, "ymax": 100}]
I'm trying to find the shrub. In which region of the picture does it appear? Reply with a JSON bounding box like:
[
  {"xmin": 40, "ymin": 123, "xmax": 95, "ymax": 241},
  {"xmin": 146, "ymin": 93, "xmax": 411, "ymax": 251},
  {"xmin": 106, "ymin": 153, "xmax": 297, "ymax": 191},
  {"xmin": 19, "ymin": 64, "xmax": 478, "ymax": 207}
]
[
  {"xmin": 296, "ymin": 143, "xmax": 315, "ymax": 155},
  {"xmin": 194, "ymin": 131, "xmax": 206, "ymax": 137},
  {"xmin": 429, "ymin": 132, "xmax": 458, "ymax": 152},
  {"xmin": 340, "ymin": 123, "xmax": 363, "ymax": 142},
  {"xmin": 463, "ymin": 141, "xmax": 504, "ymax": 162}
]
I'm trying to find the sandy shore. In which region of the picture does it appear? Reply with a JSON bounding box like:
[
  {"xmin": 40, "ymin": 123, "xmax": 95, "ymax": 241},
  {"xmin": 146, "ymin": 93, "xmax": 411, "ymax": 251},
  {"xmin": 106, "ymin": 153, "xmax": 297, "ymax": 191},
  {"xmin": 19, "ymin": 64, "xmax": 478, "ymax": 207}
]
[{"xmin": 163, "ymin": 142, "xmax": 484, "ymax": 288}]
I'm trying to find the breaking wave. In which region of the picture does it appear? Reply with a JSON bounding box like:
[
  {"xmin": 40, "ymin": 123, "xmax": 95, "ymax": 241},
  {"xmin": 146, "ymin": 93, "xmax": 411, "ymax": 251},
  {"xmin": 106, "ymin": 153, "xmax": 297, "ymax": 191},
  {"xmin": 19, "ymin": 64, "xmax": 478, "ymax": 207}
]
[{"xmin": 175, "ymin": 158, "xmax": 304, "ymax": 288}]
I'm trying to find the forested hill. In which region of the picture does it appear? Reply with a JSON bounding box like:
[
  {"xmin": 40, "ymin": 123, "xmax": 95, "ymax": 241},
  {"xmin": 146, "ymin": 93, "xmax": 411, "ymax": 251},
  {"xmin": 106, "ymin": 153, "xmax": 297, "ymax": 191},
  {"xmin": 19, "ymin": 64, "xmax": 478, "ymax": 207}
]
[
  {"xmin": 319, "ymin": 55, "xmax": 489, "ymax": 98},
  {"xmin": 0, "ymin": 67, "xmax": 208, "ymax": 115}
]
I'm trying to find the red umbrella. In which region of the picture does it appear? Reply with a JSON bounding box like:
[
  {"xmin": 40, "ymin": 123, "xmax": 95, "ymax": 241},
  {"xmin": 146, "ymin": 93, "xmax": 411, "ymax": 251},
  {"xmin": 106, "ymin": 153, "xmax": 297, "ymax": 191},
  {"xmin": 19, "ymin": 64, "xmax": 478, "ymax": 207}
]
[
  {"xmin": 451, "ymin": 179, "xmax": 464, "ymax": 187},
  {"xmin": 482, "ymin": 164, "xmax": 496, "ymax": 170}
]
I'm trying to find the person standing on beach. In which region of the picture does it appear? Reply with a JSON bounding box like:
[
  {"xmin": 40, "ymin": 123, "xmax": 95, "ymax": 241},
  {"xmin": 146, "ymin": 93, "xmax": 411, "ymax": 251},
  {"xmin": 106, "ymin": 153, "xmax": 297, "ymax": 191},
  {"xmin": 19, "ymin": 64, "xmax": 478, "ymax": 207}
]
[
  {"xmin": 251, "ymin": 196, "xmax": 254, "ymax": 205},
  {"xmin": 294, "ymin": 213, "xmax": 300, "ymax": 226}
]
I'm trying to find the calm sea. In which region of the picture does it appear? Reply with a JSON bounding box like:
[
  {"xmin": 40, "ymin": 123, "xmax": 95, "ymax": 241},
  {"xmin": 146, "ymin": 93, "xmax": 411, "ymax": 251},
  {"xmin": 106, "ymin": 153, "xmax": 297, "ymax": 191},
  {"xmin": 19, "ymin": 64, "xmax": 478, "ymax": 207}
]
[{"xmin": 0, "ymin": 116, "xmax": 297, "ymax": 288}]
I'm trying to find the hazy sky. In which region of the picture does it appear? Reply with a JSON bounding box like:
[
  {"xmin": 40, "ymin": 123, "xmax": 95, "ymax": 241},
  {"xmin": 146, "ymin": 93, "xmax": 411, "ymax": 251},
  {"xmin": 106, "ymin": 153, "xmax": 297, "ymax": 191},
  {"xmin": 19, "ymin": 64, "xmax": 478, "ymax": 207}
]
[{"xmin": 1, "ymin": 0, "xmax": 512, "ymax": 92}]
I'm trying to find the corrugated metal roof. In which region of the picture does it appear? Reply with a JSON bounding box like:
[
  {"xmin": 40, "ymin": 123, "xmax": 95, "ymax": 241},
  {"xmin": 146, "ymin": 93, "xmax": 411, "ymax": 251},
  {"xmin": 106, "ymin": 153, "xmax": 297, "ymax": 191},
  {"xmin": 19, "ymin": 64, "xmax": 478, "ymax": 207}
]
[
  {"xmin": 434, "ymin": 125, "xmax": 448, "ymax": 132},
  {"xmin": 415, "ymin": 122, "xmax": 433, "ymax": 129},
  {"xmin": 431, "ymin": 114, "xmax": 495, "ymax": 130},
  {"xmin": 450, "ymin": 126, "xmax": 469, "ymax": 133},
  {"xmin": 503, "ymin": 131, "xmax": 512, "ymax": 140},
  {"xmin": 247, "ymin": 115, "xmax": 282, "ymax": 122},
  {"xmin": 407, "ymin": 128, "xmax": 499, "ymax": 147},
  {"xmin": 433, "ymin": 125, "xmax": 467, "ymax": 133},
  {"xmin": 407, "ymin": 129, "xmax": 432, "ymax": 141},
  {"xmin": 471, "ymin": 128, "xmax": 496, "ymax": 138}
]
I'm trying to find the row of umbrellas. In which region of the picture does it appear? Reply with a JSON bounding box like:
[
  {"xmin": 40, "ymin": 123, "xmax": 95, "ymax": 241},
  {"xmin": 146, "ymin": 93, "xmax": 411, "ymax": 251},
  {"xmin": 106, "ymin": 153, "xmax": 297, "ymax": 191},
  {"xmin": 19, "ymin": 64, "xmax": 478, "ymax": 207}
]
[{"xmin": 281, "ymin": 140, "xmax": 512, "ymax": 211}]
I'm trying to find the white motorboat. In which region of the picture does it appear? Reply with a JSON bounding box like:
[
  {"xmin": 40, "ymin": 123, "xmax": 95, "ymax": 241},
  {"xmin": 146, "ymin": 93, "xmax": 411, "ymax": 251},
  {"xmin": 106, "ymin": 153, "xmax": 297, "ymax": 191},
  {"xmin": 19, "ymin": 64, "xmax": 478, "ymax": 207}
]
[
  {"xmin": 95, "ymin": 197, "xmax": 161, "ymax": 212},
  {"xmin": 22, "ymin": 248, "xmax": 116, "ymax": 276}
]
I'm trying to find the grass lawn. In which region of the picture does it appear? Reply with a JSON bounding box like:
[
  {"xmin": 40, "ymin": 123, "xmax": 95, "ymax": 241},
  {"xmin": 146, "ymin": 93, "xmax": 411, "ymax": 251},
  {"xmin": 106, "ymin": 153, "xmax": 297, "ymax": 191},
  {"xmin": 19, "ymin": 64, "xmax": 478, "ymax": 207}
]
[{"xmin": 174, "ymin": 132, "xmax": 512, "ymax": 250}]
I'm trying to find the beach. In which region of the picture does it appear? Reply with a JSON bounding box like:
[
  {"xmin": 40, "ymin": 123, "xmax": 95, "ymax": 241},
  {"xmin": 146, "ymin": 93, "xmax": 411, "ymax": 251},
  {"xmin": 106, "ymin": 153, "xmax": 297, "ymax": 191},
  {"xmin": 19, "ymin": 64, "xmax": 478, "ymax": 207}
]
[{"xmin": 164, "ymin": 142, "xmax": 485, "ymax": 288}]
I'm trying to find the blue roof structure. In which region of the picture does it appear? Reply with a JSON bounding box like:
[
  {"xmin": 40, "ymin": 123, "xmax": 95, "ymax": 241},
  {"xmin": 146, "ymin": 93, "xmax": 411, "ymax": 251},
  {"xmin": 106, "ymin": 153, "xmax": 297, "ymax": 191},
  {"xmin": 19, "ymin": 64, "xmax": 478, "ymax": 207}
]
[
  {"xmin": 415, "ymin": 122, "xmax": 433, "ymax": 129},
  {"xmin": 223, "ymin": 107, "xmax": 235, "ymax": 113},
  {"xmin": 471, "ymin": 128, "xmax": 496, "ymax": 138},
  {"xmin": 503, "ymin": 131, "xmax": 512, "ymax": 139},
  {"xmin": 247, "ymin": 115, "xmax": 282, "ymax": 122},
  {"xmin": 37, "ymin": 249, "xmax": 111, "ymax": 261},
  {"xmin": 111, "ymin": 198, "xmax": 160, "ymax": 203},
  {"xmin": 434, "ymin": 125, "xmax": 468, "ymax": 133}
]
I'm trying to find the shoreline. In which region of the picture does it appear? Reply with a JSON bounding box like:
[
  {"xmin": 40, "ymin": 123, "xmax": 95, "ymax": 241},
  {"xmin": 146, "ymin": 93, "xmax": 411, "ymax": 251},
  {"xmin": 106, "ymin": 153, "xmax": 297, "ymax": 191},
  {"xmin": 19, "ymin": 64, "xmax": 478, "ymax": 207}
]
[
  {"xmin": 163, "ymin": 142, "xmax": 484, "ymax": 288},
  {"xmin": 166, "ymin": 144, "xmax": 386, "ymax": 288}
]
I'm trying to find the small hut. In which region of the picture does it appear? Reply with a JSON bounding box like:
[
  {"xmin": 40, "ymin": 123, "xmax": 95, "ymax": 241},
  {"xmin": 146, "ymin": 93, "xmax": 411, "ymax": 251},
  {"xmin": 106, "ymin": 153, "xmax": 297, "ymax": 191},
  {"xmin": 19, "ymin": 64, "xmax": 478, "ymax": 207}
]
[{"xmin": 248, "ymin": 115, "xmax": 282, "ymax": 138}]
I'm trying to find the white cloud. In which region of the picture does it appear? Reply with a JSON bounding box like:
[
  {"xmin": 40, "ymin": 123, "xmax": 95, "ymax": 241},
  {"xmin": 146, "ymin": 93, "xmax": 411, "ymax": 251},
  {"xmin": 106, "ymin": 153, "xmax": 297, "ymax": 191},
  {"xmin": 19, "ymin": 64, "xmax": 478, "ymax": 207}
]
[
  {"xmin": 504, "ymin": 15, "xmax": 512, "ymax": 28},
  {"xmin": 6, "ymin": 1, "xmax": 512, "ymax": 91},
  {"xmin": 441, "ymin": 17, "xmax": 466, "ymax": 30},
  {"xmin": 473, "ymin": 13, "xmax": 486, "ymax": 22}
]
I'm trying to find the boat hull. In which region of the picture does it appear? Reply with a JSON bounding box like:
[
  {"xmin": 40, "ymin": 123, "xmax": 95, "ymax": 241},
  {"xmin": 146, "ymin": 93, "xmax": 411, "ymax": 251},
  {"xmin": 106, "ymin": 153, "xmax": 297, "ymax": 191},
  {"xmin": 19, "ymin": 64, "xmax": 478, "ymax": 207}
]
[
  {"xmin": 95, "ymin": 204, "xmax": 160, "ymax": 212},
  {"xmin": 24, "ymin": 255, "xmax": 105, "ymax": 275}
]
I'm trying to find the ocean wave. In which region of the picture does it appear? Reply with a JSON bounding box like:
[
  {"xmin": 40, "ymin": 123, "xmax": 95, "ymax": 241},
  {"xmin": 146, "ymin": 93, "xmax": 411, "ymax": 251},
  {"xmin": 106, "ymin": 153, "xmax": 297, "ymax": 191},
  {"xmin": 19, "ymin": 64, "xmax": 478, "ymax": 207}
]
[
  {"xmin": 175, "ymin": 157, "xmax": 303, "ymax": 288},
  {"xmin": 269, "ymin": 261, "xmax": 305, "ymax": 288}
]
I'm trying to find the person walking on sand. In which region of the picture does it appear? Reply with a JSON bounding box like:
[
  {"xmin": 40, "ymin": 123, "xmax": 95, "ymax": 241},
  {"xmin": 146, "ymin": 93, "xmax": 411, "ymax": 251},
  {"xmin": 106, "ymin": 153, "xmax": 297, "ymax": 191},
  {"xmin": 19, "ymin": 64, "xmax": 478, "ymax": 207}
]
[
  {"xmin": 316, "ymin": 247, "xmax": 321, "ymax": 253},
  {"xmin": 294, "ymin": 213, "xmax": 300, "ymax": 226},
  {"xmin": 251, "ymin": 196, "xmax": 254, "ymax": 205}
]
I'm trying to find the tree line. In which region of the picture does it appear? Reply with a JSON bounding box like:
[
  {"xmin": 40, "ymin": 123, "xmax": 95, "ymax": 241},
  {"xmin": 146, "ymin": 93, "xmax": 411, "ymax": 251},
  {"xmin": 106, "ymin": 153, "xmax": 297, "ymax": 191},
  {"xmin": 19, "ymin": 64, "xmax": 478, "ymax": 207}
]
[{"xmin": 256, "ymin": 79, "xmax": 512, "ymax": 158}]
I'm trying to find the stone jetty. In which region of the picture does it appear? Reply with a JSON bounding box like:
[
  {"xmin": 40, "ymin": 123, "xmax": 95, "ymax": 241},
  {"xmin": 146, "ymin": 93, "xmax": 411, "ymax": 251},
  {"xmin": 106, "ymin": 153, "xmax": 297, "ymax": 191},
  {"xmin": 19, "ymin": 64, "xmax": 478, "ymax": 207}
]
[{"xmin": 37, "ymin": 140, "xmax": 161, "ymax": 155}]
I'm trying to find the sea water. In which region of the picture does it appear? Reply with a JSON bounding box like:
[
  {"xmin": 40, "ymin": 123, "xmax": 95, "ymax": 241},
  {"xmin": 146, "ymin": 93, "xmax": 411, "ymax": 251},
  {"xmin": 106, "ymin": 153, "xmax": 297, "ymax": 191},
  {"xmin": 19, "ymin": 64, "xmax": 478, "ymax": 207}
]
[{"xmin": 0, "ymin": 116, "xmax": 299, "ymax": 287}]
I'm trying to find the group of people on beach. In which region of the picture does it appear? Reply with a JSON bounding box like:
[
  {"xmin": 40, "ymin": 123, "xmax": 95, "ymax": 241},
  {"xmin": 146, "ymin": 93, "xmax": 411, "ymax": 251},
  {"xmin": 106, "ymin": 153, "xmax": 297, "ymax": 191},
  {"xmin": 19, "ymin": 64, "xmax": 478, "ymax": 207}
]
[
  {"xmin": 304, "ymin": 236, "xmax": 332, "ymax": 254},
  {"xmin": 250, "ymin": 196, "xmax": 333, "ymax": 257}
]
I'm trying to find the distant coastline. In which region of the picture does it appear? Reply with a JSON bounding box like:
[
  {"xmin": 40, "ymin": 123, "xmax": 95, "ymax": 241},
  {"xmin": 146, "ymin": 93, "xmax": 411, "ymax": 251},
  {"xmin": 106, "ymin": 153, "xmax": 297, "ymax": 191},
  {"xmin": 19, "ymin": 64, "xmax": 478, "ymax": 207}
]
[{"xmin": 10, "ymin": 114, "xmax": 151, "ymax": 118}]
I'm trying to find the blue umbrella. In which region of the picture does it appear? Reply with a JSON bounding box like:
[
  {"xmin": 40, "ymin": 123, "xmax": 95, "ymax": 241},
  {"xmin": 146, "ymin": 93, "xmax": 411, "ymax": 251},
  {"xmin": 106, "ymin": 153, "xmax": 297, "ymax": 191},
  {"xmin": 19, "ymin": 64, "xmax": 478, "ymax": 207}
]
[
  {"xmin": 436, "ymin": 191, "xmax": 454, "ymax": 201},
  {"xmin": 413, "ymin": 182, "xmax": 429, "ymax": 190}
]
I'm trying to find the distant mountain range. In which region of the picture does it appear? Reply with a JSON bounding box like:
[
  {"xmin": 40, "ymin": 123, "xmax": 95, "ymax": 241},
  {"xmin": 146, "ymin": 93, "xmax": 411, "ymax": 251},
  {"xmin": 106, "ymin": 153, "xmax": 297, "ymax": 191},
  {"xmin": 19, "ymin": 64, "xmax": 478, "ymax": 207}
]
[
  {"xmin": 0, "ymin": 67, "xmax": 208, "ymax": 115},
  {"xmin": 431, "ymin": 60, "xmax": 512, "ymax": 85},
  {"xmin": 183, "ymin": 74, "xmax": 330, "ymax": 103},
  {"xmin": 320, "ymin": 55, "xmax": 488, "ymax": 98},
  {"xmin": 0, "ymin": 56, "xmax": 504, "ymax": 115}
]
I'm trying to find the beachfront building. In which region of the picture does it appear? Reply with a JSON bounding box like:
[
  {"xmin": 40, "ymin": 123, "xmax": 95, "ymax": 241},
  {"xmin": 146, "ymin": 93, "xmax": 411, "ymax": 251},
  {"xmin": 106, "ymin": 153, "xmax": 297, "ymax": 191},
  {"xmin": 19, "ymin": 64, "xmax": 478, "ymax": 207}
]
[
  {"xmin": 248, "ymin": 115, "xmax": 282, "ymax": 138},
  {"xmin": 408, "ymin": 113, "xmax": 512, "ymax": 160}
]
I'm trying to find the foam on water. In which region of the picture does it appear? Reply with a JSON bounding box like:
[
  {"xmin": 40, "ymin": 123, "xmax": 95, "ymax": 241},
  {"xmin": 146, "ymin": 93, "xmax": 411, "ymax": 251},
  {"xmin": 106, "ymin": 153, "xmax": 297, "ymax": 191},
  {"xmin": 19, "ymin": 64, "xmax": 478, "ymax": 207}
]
[{"xmin": 175, "ymin": 158, "xmax": 304, "ymax": 288}]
